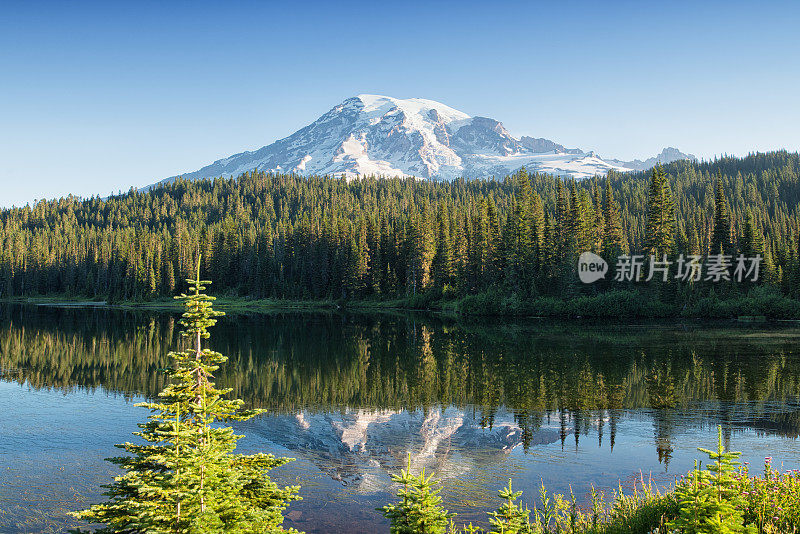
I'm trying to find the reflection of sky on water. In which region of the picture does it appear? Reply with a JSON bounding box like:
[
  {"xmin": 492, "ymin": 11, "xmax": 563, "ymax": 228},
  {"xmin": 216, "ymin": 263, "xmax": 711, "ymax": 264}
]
[
  {"xmin": 3, "ymin": 306, "xmax": 800, "ymax": 532},
  {"xmin": 2, "ymin": 380, "xmax": 798, "ymax": 534}
]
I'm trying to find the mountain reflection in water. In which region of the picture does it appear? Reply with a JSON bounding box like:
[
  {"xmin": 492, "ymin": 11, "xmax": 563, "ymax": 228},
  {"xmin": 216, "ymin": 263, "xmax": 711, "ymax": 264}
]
[{"xmin": 1, "ymin": 304, "xmax": 799, "ymax": 533}]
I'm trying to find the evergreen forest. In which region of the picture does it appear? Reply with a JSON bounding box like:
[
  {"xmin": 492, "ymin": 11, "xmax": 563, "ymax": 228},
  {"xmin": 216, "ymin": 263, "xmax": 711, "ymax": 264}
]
[{"xmin": 3, "ymin": 151, "xmax": 800, "ymax": 317}]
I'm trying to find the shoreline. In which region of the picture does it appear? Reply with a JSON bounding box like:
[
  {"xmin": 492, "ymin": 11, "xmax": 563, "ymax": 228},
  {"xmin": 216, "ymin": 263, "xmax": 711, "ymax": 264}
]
[
  {"xmin": 0, "ymin": 296, "xmax": 428, "ymax": 314},
  {"xmin": 2, "ymin": 294, "xmax": 800, "ymax": 323}
]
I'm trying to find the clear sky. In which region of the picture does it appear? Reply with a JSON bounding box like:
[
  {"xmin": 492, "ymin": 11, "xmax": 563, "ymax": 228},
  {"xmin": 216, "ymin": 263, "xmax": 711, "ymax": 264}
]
[{"xmin": 1, "ymin": 0, "xmax": 798, "ymax": 207}]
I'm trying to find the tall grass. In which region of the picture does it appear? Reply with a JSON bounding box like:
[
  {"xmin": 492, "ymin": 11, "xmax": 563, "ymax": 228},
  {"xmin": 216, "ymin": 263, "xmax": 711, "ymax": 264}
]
[{"xmin": 381, "ymin": 427, "xmax": 799, "ymax": 533}]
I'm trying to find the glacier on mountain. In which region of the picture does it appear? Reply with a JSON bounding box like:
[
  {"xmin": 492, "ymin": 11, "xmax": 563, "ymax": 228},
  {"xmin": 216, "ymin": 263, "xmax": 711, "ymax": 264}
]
[{"xmin": 156, "ymin": 94, "xmax": 694, "ymax": 186}]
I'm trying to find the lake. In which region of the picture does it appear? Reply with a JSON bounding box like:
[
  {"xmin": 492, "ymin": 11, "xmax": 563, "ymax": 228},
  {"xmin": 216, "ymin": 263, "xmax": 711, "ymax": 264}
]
[{"xmin": 1, "ymin": 304, "xmax": 799, "ymax": 533}]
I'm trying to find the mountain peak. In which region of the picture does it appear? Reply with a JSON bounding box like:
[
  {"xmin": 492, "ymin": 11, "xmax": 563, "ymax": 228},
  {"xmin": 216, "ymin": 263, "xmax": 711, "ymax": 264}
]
[
  {"xmin": 658, "ymin": 147, "xmax": 697, "ymax": 161},
  {"xmin": 155, "ymin": 95, "xmax": 693, "ymax": 186},
  {"xmin": 353, "ymin": 94, "xmax": 472, "ymax": 124},
  {"xmin": 608, "ymin": 147, "xmax": 697, "ymax": 171}
]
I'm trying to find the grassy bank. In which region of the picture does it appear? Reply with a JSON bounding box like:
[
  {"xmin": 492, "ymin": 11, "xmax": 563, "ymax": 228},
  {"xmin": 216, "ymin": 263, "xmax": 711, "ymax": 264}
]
[
  {"xmin": 3, "ymin": 286, "xmax": 800, "ymax": 319},
  {"xmin": 0, "ymin": 295, "xmax": 339, "ymax": 313},
  {"xmin": 449, "ymin": 287, "xmax": 800, "ymax": 319},
  {"xmin": 382, "ymin": 428, "xmax": 799, "ymax": 533}
]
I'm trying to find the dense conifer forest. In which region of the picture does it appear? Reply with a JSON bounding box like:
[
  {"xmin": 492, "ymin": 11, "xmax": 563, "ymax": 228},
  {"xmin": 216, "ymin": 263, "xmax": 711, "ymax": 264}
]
[{"xmin": 2, "ymin": 150, "xmax": 800, "ymax": 316}]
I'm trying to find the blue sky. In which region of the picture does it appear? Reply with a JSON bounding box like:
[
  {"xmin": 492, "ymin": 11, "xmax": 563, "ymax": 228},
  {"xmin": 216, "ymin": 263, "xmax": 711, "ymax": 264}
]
[{"xmin": 1, "ymin": 1, "xmax": 798, "ymax": 207}]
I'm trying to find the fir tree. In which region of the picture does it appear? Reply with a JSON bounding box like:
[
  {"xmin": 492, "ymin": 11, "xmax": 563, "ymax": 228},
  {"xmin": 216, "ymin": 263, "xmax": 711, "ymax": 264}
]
[
  {"xmin": 602, "ymin": 178, "xmax": 627, "ymax": 259},
  {"xmin": 739, "ymin": 211, "xmax": 764, "ymax": 258},
  {"xmin": 542, "ymin": 211, "xmax": 558, "ymax": 279},
  {"xmin": 711, "ymin": 176, "xmax": 734, "ymax": 254},
  {"xmin": 485, "ymin": 198, "xmax": 502, "ymax": 287},
  {"xmin": 369, "ymin": 216, "xmax": 382, "ymax": 295},
  {"xmin": 644, "ymin": 165, "xmax": 676, "ymax": 257},
  {"xmin": 505, "ymin": 171, "xmax": 533, "ymax": 290},
  {"xmin": 408, "ymin": 211, "xmax": 436, "ymax": 294},
  {"xmin": 592, "ymin": 178, "xmax": 604, "ymax": 252},
  {"xmin": 667, "ymin": 426, "xmax": 753, "ymax": 534},
  {"xmin": 529, "ymin": 192, "xmax": 545, "ymax": 270},
  {"xmin": 504, "ymin": 200, "xmax": 529, "ymax": 292},
  {"xmin": 469, "ymin": 203, "xmax": 488, "ymax": 291},
  {"xmin": 433, "ymin": 203, "xmax": 454, "ymax": 289},
  {"xmin": 486, "ymin": 481, "xmax": 532, "ymax": 534},
  {"xmin": 345, "ymin": 233, "xmax": 365, "ymax": 298},
  {"xmin": 356, "ymin": 218, "xmax": 371, "ymax": 294},
  {"xmin": 578, "ymin": 190, "xmax": 594, "ymax": 253},
  {"xmin": 567, "ymin": 181, "xmax": 582, "ymax": 254},
  {"xmin": 72, "ymin": 260, "xmax": 301, "ymax": 533},
  {"xmin": 555, "ymin": 179, "xmax": 569, "ymax": 261},
  {"xmin": 379, "ymin": 457, "xmax": 453, "ymax": 534}
]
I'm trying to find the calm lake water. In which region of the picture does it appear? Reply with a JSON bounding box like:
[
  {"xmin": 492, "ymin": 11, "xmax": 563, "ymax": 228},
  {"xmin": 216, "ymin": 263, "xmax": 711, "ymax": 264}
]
[{"xmin": 1, "ymin": 304, "xmax": 799, "ymax": 533}]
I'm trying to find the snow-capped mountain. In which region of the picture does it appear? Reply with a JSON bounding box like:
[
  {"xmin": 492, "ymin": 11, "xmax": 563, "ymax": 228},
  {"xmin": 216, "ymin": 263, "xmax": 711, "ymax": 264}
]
[{"xmin": 157, "ymin": 95, "xmax": 694, "ymax": 185}]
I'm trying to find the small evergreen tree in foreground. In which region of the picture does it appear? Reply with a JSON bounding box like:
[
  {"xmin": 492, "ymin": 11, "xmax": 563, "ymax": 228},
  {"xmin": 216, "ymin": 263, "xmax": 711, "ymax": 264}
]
[
  {"xmin": 486, "ymin": 481, "xmax": 531, "ymax": 534},
  {"xmin": 72, "ymin": 260, "xmax": 301, "ymax": 533},
  {"xmin": 379, "ymin": 456, "xmax": 454, "ymax": 534},
  {"xmin": 667, "ymin": 426, "xmax": 753, "ymax": 534}
]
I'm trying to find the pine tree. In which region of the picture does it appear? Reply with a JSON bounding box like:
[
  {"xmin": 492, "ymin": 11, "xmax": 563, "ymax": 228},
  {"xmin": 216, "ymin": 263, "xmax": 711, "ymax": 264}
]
[
  {"xmin": 579, "ymin": 190, "xmax": 594, "ymax": 253},
  {"xmin": 529, "ymin": 193, "xmax": 545, "ymax": 270},
  {"xmin": 667, "ymin": 426, "xmax": 751, "ymax": 533},
  {"xmin": 602, "ymin": 178, "xmax": 627, "ymax": 259},
  {"xmin": 453, "ymin": 210, "xmax": 470, "ymax": 295},
  {"xmin": 555, "ymin": 179, "xmax": 569, "ymax": 260},
  {"xmin": 147, "ymin": 260, "xmax": 158, "ymax": 297},
  {"xmin": 379, "ymin": 214, "xmax": 395, "ymax": 294},
  {"xmin": 485, "ymin": 198, "xmax": 502, "ymax": 287},
  {"xmin": 711, "ymin": 176, "xmax": 734, "ymax": 254},
  {"xmin": 739, "ymin": 211, "xmax": 764, "ymax": 258},
  {"xmin": 487, "ymin": 481, "xmax": 531, "ymax": 534},
  {"xmin": 505, "ymin": 172, "xmax": 534, "ymax": 291},
  {"xmin": 3, "ymin": 152, "xmax": 800, "ymax": 304},
  {"xmin": 345, "ymin": 233, "xmax": 364, "ymax": 298},
  {"xmin": 164, "ymin": 252, "xmax": 177, "ymax": 295},
  {"xmin": 567, "ymin": 182, "xmax": 581, "ymax": 254},
  {"xmin": 469, "ymin": 204, "xmax": 487, "ymax": 291},
  {"xmin": 379, "ymin": 456, "xmax": 453, "ymax": 534},
  {"xmin": 567, "ymin": 182, "xmax": 593, "ymax": 255},
  {"xmin": 356, "ymin": 218, "xmax": 371, "ymax": 294},
  {"xmin": 542, "ymin": 211, "xmax": 557, "ymax": 279},
  {"xmin": 739, "ymin": 211, "xmax": 769, "ymax": 283},
  {"xmin": 408, "ymin": 212, "xmax": 435, "ymax": 294},
  {"xmin": 433, "ymin": 203, "xmax": 454, "ymax": 289},
  {"xmin": 644, "ymin": 165, "xmax": 676, "ymax": 257},
  {"xmin": 72, "ymin": 260, "xmax": 301, "ymax": 533},
  {"xmin": 368, "ymin": 215, "xmax": 382, "ymax": 295},
  {"xmin": 592, "ymin": 179, "xmax": 604, "ymax": 253},
  {"xmin": 504, "ymin": 200, "xmax": 529, "ymax": 292}
]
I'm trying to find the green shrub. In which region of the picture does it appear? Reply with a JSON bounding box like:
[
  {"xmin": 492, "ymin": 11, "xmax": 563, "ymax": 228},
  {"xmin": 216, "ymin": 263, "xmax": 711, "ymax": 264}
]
[{"xmin": 380, "ymin": 427, "xmax": 800, "ymax": 534}]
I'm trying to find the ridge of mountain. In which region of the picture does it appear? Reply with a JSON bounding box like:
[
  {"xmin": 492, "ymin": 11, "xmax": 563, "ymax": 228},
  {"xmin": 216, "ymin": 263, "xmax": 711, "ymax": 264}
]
[{"xmin": 155, "ymin": 95, "xmax": 695, "ymax": 186}]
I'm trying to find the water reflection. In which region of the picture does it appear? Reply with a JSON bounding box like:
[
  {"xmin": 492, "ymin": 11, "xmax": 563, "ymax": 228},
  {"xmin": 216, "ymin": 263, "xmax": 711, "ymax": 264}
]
[
  {"xmin": 1, "ymin": 304, "xmax": 799, "ymax": 532},
  {"xmin": 2, "ymin": 305, "xmax": 799, "ymax": 432}
]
